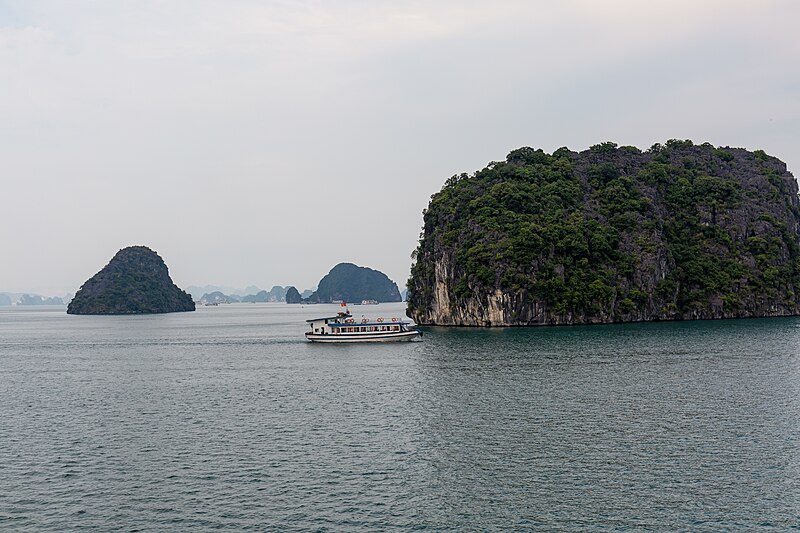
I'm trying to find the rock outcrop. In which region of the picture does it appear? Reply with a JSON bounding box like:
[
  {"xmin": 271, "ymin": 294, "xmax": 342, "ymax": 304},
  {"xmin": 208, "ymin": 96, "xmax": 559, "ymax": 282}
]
[
  {"xmin": 67, "ymin": 246, "xmax": 195, "ymax": 315},
  {"xmin": 285, "ymin": 286, "xmax": 303, "ymax": 304},
  {"xmin": 407, "ymin": 141, "xmax": 800, "ymax": 326},
  {"xmin": 19, "ymin": 294, "xmax": 64, "ymax": 305},
  {"xmin": 241, "ymin": 290, "xmax": 269, "ymax": 303},
  {"xmin": 199, "ymin": 291, "xmax": 239, "ymax": 305},
  {"xmin": 309, "ymin": 263, "xmax": 402, "ymax": 303}
]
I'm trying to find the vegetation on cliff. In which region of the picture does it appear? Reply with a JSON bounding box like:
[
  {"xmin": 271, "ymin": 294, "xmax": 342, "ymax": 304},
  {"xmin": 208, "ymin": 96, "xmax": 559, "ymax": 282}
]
[
  {"xmin": 67, "ymin": 246, "xmax": 195, "ymax": 315},
  {"xmin": 310, "ymin": 263, "xmax": 401, "ymax": 303},
  {"xmin": 407, "ymin": 140, "xmax": 800, "ymax": 326}
]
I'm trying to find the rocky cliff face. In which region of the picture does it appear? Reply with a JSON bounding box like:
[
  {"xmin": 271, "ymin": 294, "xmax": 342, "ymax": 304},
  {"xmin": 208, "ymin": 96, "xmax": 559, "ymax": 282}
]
[
  {"xmin": 67, "ymin": 246, "xmax": 195, "ymax": 315},
  {"xmin": 407, "ymin": 141, "xmax": 800, "ymax": 326}
]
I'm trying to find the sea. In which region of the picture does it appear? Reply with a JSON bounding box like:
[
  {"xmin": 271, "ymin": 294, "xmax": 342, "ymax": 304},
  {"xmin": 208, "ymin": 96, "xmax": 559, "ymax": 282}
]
[{"xmin": 1, "ymin": 303, "xmax": 799, "ymax": 531}]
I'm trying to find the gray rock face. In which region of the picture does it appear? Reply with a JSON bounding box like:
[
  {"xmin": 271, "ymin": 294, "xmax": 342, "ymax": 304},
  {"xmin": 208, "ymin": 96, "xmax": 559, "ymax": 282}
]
[
  {"xmin": 408, "ymin": 141, "xmax": 800, "ymax": 326},
  {"xmin": 67, "ymin": 246, "xmax": 195, "ymax": 315}
]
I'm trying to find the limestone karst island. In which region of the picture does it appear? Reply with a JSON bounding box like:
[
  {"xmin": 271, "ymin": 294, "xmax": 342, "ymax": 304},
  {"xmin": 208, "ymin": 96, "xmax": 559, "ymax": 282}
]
[
  {"xmin": 67, "ymin": 246, "xmax": 195, "ymax": 315},
  {"xmin": 305, "ymin": 263, "xmax": 402, "ymax": 304},
  {"xmin": 406, "ymin": 140, "xmax": 800, "ymax": 326}
]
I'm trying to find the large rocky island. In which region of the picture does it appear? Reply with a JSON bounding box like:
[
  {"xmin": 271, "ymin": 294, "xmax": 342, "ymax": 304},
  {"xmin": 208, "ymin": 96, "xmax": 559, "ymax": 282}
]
[
  {"xmin": 407, "ymin": 140, "xmax": 800, "ymax": 326},
  {"xmin": 309, "ymin": 263, "xmax": 402, "ymax": 303},
  {"xmin": 67, "ymin": 246, "xmax": 195, "ymax": 315}
]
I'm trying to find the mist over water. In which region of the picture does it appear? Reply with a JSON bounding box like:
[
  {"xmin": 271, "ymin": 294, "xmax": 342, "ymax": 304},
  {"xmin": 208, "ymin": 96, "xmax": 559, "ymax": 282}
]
[{"xmin": 2, "ymin": 304, "xmax": 799, "ymax": 531}]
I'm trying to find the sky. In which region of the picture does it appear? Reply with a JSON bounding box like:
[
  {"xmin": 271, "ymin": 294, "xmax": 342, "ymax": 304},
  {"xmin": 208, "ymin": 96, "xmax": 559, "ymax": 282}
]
[{"xmin": 2, "ymin": 0, "xmax": 799, "ymax": 296}]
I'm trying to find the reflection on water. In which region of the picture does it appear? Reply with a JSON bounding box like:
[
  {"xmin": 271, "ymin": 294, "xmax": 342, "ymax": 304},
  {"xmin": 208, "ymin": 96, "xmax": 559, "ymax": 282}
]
[{"xmin": 2, "ymin": 304, "xmax": 799, "ymax": 531}]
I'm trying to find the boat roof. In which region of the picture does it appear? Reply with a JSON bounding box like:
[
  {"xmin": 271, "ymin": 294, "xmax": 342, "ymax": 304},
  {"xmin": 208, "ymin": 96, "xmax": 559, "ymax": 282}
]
[
  {"xmin": 331, "ymin": 321, "xmax": 411, "ymax": 327},
  {"xmin": 305, "ymin": 313, "xmax": 351, "ymax": 323}
]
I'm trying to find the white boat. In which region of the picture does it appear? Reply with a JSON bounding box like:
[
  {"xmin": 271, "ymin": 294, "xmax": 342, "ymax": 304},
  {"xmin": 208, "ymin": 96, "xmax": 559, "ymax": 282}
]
[
  {"xmin": 305, "ymin": 311, "xmax": 421, "ymax": 342},
  {"xmin": 360, "ymin": 299, "xmax": 378, "ymax": 305}
]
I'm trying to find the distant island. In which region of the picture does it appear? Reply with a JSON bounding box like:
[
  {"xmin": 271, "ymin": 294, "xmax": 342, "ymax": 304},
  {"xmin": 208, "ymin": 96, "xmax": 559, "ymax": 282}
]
[
  {"xmin": 306, "ymin": 263, "xmax": 401, "ymax": 303},
  {"xmin": 285, "ymin": 286, "xmax": 302, "ymax": 304},
  {"xmin": 189, "ymin": 285, "xmax": 290, "ymax": 302},
  {"xmin": 241, "ymin": 286, "xmax": 288, "ymax": 303},
  {"xmin": 407, "ymin": 140, "xmax": 800, "ymax": 326},
  {"xmin": 0, "ymin": 292, "xmax": 72, "ymax": 306},
  {"xmin": 67, "ymin": 246, "xmax": 195, "ymax": 315},
  {"xmin": 193, "ymin": 285, "xmax": 301, "ymax": 305},
  {"xmin": 19, "ymin": 294, "xmax": 64, "ymax": 305},
  {"xmin": 186, "ymin": 285, "xmax": 240, "ymax": 300},
  {"xmin": 198, "ymin": 291, "xmax": 240, "ymax": 305}
]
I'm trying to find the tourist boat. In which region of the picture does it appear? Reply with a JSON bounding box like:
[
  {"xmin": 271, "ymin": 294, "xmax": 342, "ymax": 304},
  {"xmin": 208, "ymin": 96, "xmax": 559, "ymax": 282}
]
[{"xmin": 305, "ymin": 311, "xmax": 421, "ymax": 342}]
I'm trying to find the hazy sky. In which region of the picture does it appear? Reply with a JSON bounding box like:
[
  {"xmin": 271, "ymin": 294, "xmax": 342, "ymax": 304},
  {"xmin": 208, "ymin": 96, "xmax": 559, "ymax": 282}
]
[{"xmin": 2, "ymin": 0, "xmax": 799, "ymax": 295}]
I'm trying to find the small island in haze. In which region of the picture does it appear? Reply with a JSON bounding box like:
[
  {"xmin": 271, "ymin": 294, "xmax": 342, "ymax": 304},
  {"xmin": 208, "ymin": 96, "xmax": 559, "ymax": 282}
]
[
  {"xmin": 407, "ymin": 140, "xmax": 800, "ymax": 326},
  {"xmin": 191, "ymin": 286, "xmax": 300, "ymax": 305},
  {"xmin": 67, "ymin": 246, "xmax": 195, "ymax": 315},
  {"xmin": 0, "ymin": 293, "xmax": 69, "ymax": 306},
  {"xmin": 285, "ymin": 286, "xmax": 303, "ymax": 304},
  {"xmin": 305, "ymin": 263, "xmax": 402, "ymax": 304}
]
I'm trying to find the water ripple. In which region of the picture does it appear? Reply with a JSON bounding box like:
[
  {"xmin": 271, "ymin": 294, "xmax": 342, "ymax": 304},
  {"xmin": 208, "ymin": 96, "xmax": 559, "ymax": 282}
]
[{"xmin": 1, "ymin": 306, "xmax": 800, "ymax": 530}]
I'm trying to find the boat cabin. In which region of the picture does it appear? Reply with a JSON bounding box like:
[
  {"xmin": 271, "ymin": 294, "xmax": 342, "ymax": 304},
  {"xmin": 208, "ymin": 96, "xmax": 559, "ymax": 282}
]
[
  {"xmin": 305, "ymin": 312, "xmax": 410, "ymax": 337},
  {"xmin": 305, "ymin": 312, "xmax": 352, "ymax": 335}
]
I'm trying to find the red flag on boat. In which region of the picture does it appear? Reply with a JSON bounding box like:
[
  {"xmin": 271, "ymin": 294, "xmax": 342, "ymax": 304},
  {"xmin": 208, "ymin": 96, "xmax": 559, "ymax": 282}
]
[{"xmin": 341, "ymin": 302, "xmax": 347, "ymax": 307}]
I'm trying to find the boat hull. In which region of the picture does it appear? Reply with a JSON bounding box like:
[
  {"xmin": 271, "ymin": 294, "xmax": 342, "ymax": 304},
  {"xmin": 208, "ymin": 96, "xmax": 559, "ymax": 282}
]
[{"xmin": 306, "ymin": 330, "xmax": 421, "ymax": 343}]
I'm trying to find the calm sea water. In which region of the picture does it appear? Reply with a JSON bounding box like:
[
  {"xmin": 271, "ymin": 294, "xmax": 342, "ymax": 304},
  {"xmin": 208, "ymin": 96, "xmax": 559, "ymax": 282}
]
[{"xmin": 1, "ymin": 303, "xmax": 800, "ymax": 531}]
